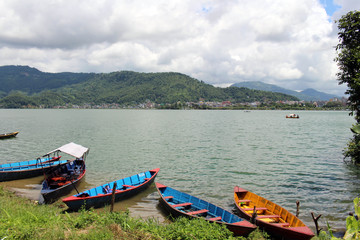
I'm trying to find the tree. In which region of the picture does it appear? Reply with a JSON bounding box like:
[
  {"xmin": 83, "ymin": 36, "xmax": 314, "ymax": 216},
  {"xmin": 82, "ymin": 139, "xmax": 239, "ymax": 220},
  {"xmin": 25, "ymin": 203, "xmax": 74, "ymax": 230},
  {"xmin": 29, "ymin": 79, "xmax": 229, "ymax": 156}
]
[{"xmin": 335, "ymin": 10, "xmax": 360, "ymax": 164}]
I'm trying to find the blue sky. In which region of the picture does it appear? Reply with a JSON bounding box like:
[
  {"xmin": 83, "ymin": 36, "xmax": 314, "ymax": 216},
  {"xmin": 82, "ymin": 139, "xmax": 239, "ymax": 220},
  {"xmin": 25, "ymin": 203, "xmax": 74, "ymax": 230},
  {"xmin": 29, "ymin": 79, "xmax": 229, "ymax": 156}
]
[{"xmin": 320, "ymin": 0, "xmax": 341, "ymax": 16}]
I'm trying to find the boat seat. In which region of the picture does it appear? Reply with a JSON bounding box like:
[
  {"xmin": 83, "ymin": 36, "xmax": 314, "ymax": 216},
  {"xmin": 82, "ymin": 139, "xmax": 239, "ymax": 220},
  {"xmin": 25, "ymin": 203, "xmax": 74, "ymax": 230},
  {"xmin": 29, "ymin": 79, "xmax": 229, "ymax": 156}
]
[
  {"xmin": 164, "ymin": 196, "xmax": 173, "ymax": 200},
  {"xmin": 273, "ymin": 222, "xmax": 290, "ymax": 227},
  {"xmin": 144, "ymin": 178, "xmax": 150, "ymax": 181},
  {"xmin": 187, "ymin": 209, "xmax": 209, "ymax": 215},
  {"xmin": 256, "ymin": 215, "xmax": 280, "ymax": 219},
  {"xmin": 242, "ymin": 207, "xmax": 267, "ymax": 211},
  {"xmin": 238, "ymin": 199, "xmax": 251, "ymax": 204},
  {"xmin": 209, "ymin": 216, "xmax": 222, "ymax": 221},
  {"xmin": 122, "ymin": 185, "xmax": 134, "ymax": 188},
  {"xmin": 172, "ymin": 202, "xmax": 192, "ymax": 208}
]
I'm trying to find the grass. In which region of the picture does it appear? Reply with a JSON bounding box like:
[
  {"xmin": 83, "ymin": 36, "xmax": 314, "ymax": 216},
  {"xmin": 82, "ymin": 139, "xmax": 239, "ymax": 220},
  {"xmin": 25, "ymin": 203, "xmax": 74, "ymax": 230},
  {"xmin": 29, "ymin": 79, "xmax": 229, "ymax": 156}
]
[{"xmin": 0, "ymin": 186, "xmax": 270, "ymax": 240}]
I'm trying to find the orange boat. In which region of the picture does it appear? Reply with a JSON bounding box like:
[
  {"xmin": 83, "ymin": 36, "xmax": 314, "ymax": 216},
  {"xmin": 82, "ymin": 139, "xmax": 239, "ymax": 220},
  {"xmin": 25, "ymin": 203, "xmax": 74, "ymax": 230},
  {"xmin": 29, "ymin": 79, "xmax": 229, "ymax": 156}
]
[{"xmin": 234, "ymin": 186, "xmax": 314, "ymax": 240}]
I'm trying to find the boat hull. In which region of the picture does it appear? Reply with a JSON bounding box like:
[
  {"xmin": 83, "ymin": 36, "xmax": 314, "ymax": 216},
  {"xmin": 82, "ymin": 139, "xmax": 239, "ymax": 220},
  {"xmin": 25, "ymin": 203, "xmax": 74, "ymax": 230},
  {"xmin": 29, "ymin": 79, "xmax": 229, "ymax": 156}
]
[
  {"xmin": 156, "ymin": 183, "xmax": 256, "ymax": 237},
  {"xmin": 41, "ymin": 160, "xmax": 85, "ymax": 203},
  {"xmin": 62, "ymin": 168, "xmax": 160, "ymax": 211},
  {"xmin": 0, "ymin": 157, "xmax": 66, "ymax": 182},
  {"xmin": 234, "ymin": 186, "xmax": 314, "ymax": 240},
  {"xmin": 0, "ymin": 131, "xmax": 19, "ymax": 139}
]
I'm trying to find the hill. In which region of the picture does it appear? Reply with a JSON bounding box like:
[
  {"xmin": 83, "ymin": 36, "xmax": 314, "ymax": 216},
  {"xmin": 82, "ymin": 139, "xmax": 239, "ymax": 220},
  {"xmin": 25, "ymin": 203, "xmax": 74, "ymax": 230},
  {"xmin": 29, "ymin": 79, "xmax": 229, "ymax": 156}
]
[
  {"xmin": 0, "ymin": 66, "xmax": 299, "ymax": 108},
  {"xmin": 231, "ymin": 81, "xmax": 339, "ymax": 101}
]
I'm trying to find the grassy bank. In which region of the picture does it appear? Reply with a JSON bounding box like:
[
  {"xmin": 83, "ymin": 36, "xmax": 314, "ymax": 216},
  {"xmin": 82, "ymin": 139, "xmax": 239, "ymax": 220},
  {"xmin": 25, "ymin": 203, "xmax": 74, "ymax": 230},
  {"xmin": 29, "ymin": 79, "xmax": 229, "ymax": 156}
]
[{"xmin": 0, "ymin": 186, "xmax": 270, "ymax": 240}]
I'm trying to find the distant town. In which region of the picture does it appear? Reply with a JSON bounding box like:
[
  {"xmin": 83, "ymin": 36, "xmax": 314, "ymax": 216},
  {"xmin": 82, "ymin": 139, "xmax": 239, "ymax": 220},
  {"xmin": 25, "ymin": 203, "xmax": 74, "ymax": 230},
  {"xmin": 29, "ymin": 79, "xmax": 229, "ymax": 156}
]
[{"xmin": 49, "ymin": 97, "xmax": 348, "ymax": 110}]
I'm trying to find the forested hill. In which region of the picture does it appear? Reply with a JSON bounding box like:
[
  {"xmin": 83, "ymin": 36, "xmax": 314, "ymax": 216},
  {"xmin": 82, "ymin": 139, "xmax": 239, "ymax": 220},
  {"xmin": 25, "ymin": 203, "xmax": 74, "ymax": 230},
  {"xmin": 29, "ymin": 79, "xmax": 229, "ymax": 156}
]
[
  {"xmin": 0, "ymin": 65, "xmax": 94, "ymax": 96},
  {"xmin": 0, "ymin": 66, "xmax": 299, "ymax": 108}
]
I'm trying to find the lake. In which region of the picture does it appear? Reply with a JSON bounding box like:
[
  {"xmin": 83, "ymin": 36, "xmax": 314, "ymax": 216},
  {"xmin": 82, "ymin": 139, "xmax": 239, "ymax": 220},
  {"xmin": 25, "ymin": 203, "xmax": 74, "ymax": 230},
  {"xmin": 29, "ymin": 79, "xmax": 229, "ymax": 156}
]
[{"xmin": 0, "ymin": 109, "xmax": 357, "ymax": 232}]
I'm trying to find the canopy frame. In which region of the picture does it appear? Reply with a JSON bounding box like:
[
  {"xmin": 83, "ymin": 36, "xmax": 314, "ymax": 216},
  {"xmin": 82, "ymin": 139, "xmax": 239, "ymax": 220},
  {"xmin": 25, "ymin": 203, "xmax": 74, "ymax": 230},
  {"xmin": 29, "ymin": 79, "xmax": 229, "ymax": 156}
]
[{"xmin": 44, "ymin": 142, "xmax": 89, "ymax": 159}]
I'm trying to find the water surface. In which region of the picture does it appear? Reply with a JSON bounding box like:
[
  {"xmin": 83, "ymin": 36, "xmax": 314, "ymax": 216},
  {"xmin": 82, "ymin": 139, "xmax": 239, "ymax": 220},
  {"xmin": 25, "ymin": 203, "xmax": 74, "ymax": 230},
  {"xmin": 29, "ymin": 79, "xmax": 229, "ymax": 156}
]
[{"xmin": 0, "ymin": 109, "xmax": 357, "ymax": 232}]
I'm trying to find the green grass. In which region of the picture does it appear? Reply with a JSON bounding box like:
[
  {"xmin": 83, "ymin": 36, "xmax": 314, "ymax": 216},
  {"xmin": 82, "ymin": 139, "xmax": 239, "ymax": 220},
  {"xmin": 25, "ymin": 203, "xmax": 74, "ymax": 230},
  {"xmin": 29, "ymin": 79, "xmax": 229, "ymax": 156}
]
[{"xmin": 0, "ymin": 186, "xmax": 270, "ymax": 239}]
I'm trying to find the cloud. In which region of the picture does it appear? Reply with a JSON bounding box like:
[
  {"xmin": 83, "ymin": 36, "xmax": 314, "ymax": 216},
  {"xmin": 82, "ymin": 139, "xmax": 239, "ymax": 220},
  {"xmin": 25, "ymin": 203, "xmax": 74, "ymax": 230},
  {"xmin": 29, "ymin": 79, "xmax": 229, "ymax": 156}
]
[{"xmin": 0, "ymin": 0, "xmax": 357, "ymax": 96}]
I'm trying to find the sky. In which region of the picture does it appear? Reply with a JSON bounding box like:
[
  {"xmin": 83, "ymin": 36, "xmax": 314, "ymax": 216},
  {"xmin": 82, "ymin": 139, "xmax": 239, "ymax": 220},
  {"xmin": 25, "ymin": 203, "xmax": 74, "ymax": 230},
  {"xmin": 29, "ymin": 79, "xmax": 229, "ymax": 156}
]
[{"xmin": 0, "ymin": 0, "xmax": 359, "ymax": 96}]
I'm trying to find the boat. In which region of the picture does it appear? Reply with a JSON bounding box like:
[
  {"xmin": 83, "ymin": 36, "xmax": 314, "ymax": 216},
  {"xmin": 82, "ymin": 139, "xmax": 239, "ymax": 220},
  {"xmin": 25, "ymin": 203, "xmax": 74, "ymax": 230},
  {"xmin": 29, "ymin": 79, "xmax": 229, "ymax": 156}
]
[
  {"xmin": 62, "ymin": 168, "xmax": 160, "ymax": 211},
  {"xmin": 234, "ymin": 186, "xmax": 314, "ymax": 240},
  {"xmin": 156, "ymin": 183, "xmax": 256, "ymax": 236},
  {"xmin": 0, "ymin": 131, "xmax": 19, "ymax": 139},
  {"xmin": 286, "ymin": 114, "xmax": 299, "ymax": 118},
  {"xmin": 0, "ymin": 156, "xmax": 67, "ymax": 182},
  {"xmin": 40, "ymin": 142, "xmax": 89, "ymax": 204}
]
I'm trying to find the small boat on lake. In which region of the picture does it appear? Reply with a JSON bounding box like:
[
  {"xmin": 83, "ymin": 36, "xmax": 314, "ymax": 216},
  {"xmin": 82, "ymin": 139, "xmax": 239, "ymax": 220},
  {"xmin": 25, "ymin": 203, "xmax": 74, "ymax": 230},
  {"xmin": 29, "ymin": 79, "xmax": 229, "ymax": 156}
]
[
  {"xmin": 234, "ymin": 186, "xmax": 314, "ymax": 240},
  {"xmin": 62, "ymin": 168, "xmax": 160, "ymax": 211},
  {"xmin": 0, "ymin": 156, "xmax": 66, "ymax": 182},
  {"xmin": 286, "ymin": 114, "xmax": 299, "ymax": 118},
  {"xmin": 0, "ymin": 131, "xmax": 19, "ymax": 139},
  {"xmin": 41, "ymin": 142, "xmax": 89, "ymax": 203},
  {"xmin": 156, "ymin": 183, "xmax": 256, "ymax": 236}
]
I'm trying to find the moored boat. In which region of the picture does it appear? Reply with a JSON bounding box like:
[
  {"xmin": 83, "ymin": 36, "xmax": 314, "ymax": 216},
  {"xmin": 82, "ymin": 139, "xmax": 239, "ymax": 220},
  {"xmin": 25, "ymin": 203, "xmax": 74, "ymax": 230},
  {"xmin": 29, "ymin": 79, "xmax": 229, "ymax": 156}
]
[
  {"xmin": 0, "ymin": 156, "xmax": 66, "ymax": 182},
  {"xmin": 0, "ymin": 131, "xmax": 19, "ymax": 139},
  {"xmin": 62, "ymin": 168, "xmax": 160, "ymax": 211},
  {"xmin": 286, "ymin": 114, "xmax": 299, "ymax": 118},
  {"xmin": 234, "ymin": 186, "xmax": 314, "ymax": 240},
  {"xmin": 41, "ymin": 142, "xmax": 89, "ymax": 203},
  {"xmin": 156, "ymin": 183, "xmax": 256, "ymax": 236}
]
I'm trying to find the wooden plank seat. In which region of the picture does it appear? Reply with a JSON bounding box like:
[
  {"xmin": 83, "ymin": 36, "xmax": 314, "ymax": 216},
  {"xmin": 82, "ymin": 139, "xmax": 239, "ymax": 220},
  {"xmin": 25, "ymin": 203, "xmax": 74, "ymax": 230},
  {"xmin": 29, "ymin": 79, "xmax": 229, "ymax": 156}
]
[
  {"xmin": 187, "ymin": 209, "xmax": 209, "ymax": 215},
  {"xmin": 172, "ymin": 202, "xmax": 192, "ymax": 208},
  {"xmin": 242, "ymin": 207, "xmax": 267, "ymax": 211},
  {"xmin": 272, "ymin": 222, "xmax": 290, "ymax": 227},
  {"xmin": 209, "ymin": 216, "xmax": 222, "ymax": 221},
  {"xmin": 256, "ymin": 215, "xmax": 280, "ymax": 219},
  {"xmin": 164, "ymin": 196, "xmax": 173, "ymax": 200},
  {"xmin": 122, "ymin": 185, "xmax": 134, "ymax": 188},
  {"xmin": 237, "ymin": 199, "xmax": 252, "ymax": 204}
]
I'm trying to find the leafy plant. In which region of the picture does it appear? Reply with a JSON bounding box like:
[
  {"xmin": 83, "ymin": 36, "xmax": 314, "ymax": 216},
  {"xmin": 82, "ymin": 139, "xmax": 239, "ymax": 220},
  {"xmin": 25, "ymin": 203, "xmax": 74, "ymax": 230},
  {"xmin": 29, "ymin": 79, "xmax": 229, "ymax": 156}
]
[{"xmin": 343, "ymin": 198, "xmax": 360, "ymax": 239}]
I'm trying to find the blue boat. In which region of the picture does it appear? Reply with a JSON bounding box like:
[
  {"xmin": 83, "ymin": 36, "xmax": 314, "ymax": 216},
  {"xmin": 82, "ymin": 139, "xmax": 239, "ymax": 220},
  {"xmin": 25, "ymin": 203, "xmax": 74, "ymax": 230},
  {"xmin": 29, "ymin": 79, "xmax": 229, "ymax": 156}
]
[
  {"xmin": 0, "ymin": 156, "xmax": 67, "ymax": 182},
  {"xmin": 62, "ymin": 168, "xmax": 160, "ymax": 211},
  {"xmin": 41, "ymin": 142, "xmax": 89, "ymax": 203},
  {"xmin": 155, "ymin": 183, "xmax": 256, "ymax": 237}
]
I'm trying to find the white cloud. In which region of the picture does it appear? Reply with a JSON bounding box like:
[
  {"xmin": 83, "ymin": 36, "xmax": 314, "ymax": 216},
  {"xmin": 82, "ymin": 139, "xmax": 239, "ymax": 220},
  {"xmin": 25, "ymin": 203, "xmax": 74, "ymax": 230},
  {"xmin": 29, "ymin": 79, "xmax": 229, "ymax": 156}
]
[{"xmin": 0, "ymin": 0, "xmax": 357, "ymax": 96}]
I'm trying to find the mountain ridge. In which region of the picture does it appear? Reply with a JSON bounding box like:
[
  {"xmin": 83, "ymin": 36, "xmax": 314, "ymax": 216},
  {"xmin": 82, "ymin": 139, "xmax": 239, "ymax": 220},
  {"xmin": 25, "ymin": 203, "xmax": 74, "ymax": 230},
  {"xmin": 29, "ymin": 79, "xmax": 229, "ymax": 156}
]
[
  {"xmin": 231, "ymin": 81, "xmax": 340, "ymax": 101},
  {"xmin": 0, "ymin": 65, "xmax": 299, "ymax": 108}
]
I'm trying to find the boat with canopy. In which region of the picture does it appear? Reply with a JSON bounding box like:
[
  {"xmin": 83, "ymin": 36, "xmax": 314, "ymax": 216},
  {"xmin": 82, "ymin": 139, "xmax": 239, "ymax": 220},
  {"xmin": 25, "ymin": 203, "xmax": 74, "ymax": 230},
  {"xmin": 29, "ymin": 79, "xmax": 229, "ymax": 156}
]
[{"xmin": 40, "ymin": 142, "xmax": 89, "ymax": 203}]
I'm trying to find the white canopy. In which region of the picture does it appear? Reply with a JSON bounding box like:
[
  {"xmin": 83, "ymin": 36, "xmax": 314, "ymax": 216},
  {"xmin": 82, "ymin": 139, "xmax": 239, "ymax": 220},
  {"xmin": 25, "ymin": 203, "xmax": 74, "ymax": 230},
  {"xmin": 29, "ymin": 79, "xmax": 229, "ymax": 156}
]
[{"xmin": 45, "ymin": 142, "xmax": 89, "ymax": 158}]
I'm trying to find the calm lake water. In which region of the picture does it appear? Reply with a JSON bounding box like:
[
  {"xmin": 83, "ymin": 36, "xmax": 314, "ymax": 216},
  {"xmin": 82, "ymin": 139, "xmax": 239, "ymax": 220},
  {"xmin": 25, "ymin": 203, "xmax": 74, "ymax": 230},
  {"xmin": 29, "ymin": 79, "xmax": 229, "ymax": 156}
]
[{"xmin": 0, "ymin": 109, "xmax": 358, "ymax": 232}]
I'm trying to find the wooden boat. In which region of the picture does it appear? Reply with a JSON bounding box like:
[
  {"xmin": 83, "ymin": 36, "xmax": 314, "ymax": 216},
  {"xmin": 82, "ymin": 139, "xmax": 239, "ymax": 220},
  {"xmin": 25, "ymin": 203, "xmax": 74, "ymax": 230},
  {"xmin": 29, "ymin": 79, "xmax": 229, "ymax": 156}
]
[
  {"xmin": 156, "ymin": 183, "xmax": 256, "ymax": 237},
  {"xmin": 62, "ymin": 168, "xmax": 160, "ymax": 211},
  {"xmin": 0, "ymin": 131, "xmax": 19, "ymax": 139},
  {"xmin": 0, "ymin": 156, "xmax": 67, "ymax": 182},
  {"xmin": 234, "ymin": 186, "xmax": 314, "ymax": 240},
  {"xmin": 41, "ymin": 142, "xmax": 89, "ymax": 203},
  {"xmin": 286, "ymin": 114, "xmax": 299, "ymax": 118}
]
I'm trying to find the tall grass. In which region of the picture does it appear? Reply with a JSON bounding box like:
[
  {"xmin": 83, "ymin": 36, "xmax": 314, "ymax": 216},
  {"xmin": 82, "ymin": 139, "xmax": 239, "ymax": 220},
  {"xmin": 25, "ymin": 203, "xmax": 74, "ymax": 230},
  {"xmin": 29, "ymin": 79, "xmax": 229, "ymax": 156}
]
[{"xmin": 0, "ymin": 186, "xmax": 269, "ymax": 239}]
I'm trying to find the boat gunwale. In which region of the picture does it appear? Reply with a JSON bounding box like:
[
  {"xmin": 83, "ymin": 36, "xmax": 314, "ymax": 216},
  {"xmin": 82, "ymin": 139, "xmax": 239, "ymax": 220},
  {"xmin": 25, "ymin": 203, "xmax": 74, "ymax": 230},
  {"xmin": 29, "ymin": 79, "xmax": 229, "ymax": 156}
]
[{"xmin": 63, "ymin": 168, "xmax": 160, "ymax": 202}]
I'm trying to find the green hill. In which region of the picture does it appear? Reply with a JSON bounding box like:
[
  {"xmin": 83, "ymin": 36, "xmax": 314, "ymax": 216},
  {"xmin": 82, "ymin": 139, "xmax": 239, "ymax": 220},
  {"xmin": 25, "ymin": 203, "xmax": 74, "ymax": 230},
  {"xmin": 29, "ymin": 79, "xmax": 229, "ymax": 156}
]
[{"xmin": 0, "ymin": 66, "xmax": 299, "ymax": 108}]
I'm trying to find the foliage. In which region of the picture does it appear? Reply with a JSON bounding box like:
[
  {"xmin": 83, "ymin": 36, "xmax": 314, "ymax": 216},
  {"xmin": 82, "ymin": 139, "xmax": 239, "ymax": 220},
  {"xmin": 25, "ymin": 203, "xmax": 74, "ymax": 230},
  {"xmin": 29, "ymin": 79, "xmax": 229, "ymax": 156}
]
[
  {"xmin": 335, "ymin": 10, "xmax": 360, "ymax": 122},
  {"xmin": 314, "ymin": 198, "xmax": 360, "ymax": 240},
  {"xmin": 343, "ymin": 198, "xmax": 360, "ymax": 239},
  {"xmin": 335, "ymin": 10, "xmax": 360, "ymax": 164}
]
